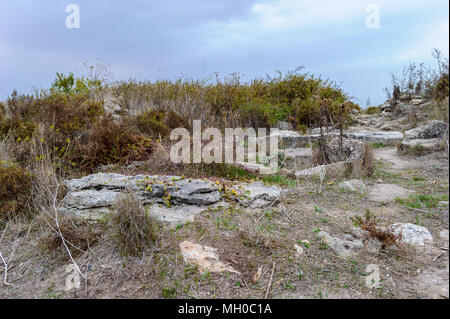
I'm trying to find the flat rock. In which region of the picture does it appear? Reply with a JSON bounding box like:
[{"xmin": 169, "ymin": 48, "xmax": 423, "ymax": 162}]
[
  {"xmin": 346, "ymin": 131, "xmax": 403, "ymax": 146},
  {"xmin": 179, "ymin": 241, "xmax": 240, "ymax": 274},
  {"xmin": 235, "ymin": 162, "xmax": 278, "ymax": 175},
  {"xmin": 410, "ymin": 99, "xmax": 427, "ymax": 105},
  {"xmin": 282, "ymin": 148, "xmax": 312, "ymax": 159},
  {"xmin": 367, "ymin": 183, "xmax": 413, "ymax": 202},
  {"xmin": 439, "ymin": 229, "xmax": 449, "ymax": 241},
  {"xmin": 398, "ymin": 138, "xmax": 442, "ymax": 154},
  {"xmin": 237, "ymin": 182, "xmax": 282, "ymax": 208},
  {"xmin": 61, "ymin": 173, "xmax": 282, "ymax": 219},
  {"xmin": 62, "ymin": 173, "xmax": 221, "ymax": 210},
  {"xmin": 293, "ymin": 244, "xmax": 304, "ymax": 257},
  {"xmin": 148, "ymin": 203, "xmax": 226, "ymax": 226},
  {"xmin": 318, "ymin": 231, "xmax": 364, "ymax": 258},
  {"xmin": 295, "ymin": 161, "xmax": 352, "ymax": 180}
]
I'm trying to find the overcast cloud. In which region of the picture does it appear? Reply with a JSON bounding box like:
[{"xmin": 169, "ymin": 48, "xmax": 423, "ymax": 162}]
[{"xmin": 1, "ymin": 0, "xmax": 448, "ymax": 105}]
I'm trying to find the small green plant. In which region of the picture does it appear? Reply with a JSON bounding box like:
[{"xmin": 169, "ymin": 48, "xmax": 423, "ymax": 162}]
[
  {"xmin": 364, "ymin": 106, "xmax": 381, "ymax": 115},
  {"xmin": 396, "ymin": 194, "xmax": 448, "ymax": 210},
  {"xmin": 314, "ymin": 206, "xmax": 323, "ymax": 213},
  {"xmin": 297, "ymin": 240, "xmax": 310, "ymax": 248},
  {"xmin": 161, "ymin": 286, "xmax": 177, "ymax": 299},
  {"xmin": 372, "ymin": 142, "xmax": 387, "ymax": 149}
]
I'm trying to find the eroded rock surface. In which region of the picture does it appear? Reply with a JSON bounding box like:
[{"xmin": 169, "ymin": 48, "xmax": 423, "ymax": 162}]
[
  {"xmin": 398, "ymin": 138, "xmax": 443, "ymax": 154},
  {"xmin": 318, "ymin": 231, "xmax": 364, "ymax": 258},
  {"xmin": 404, "ymin": 120, "xmax": 449, "ymax": 140},
  {"xmin": 61, "ymin": 173, "xmax": 282, "ymax": 224}
]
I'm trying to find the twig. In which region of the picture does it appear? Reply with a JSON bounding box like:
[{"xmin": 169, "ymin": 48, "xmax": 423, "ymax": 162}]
[
  {"xmin": 0, "ymin": 221, "xmax": 22, "ymax": 286},
  {"xmin": 433, "ymin": 252, "xmax": 444, "ymax": 262},
  {"xmin": 265, "ymin": 262, "xmax": 276, "ymax": 299},
  {"xmin": 0, "ymin": 250, "xmax": 9, "ymax": 286},
  {"xmin": 269, "ymin": 279, "xmax": 284, "ymax": 295}
]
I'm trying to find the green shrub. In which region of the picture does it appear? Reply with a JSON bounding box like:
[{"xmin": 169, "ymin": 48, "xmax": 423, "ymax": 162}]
[
  {"xmin": 113, "ymin": 69, "xmax": 358, "ymax": 129},
  {"xmin": 240, "ymin": 98, "xmax": 288, "ymax": 128},
  {"xmin": 0, "ymin": 116, "xmax": 36, "ymax": 140},
  {"xmin": 365, "ymin": 106, "xmax": 381, "ymax": 115},
  {"xmin": 434, "ymin": 72, "xmax": 449, "ymax": 101},
  {"xmin": 0, "ymin": 102, "xmax": 5, "ymax": 118},
  {"xmin": 134, "ymin": 109, "xmax": 168, "ymax": 137},
  {"xmin": 51, "ymin": 72, "xmax": 102, "ymax": 96}
]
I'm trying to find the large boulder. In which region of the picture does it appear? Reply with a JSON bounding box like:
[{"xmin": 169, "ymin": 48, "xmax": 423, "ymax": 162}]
[
  {"xmin": 327, "ymin": 138, "xmax": 366, "ymax": 163},
  {"xmin": 60, "ymin": 173, "xmax": 282, "ymax": 222},
  {"xmin": 398, "ymin": 138, "xmax": 444, "ymax": 155},
  {"xmin": 404, "ymin": 120, "xmax": 449, "ymax": 140},
  {"xmin": 388, "ymin": 223, "xmax": 433, "ymax": 247}
]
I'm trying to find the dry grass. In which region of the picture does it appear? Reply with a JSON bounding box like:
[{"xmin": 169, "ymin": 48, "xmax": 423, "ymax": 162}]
[
  {"xmin": 43, "ymin": 216, "xmax": 103, "ymax": 258},
  {"xmin": 361, "ymin": 143, "xmax": 374, "ymax": 177},
  {"xmin": 351, "ymin": 210, "xmax": 402, "ymax": 248},
  {"xmin": 0, "ymin": 164, "xmax": 32, "ymax": 222},
  {"xmin": 111, "ymin": 190, "xmax": 161, "ymax": 257}
]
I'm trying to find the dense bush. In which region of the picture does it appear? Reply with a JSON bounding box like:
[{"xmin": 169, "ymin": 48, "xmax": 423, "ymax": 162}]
[
  {"xmin": 0, "ymin": 164, "xmax": 32, "ymax": 221},
  {"xmin": 1, "ymin": 89, "xmax": 154, "ymax": 174},
  {"xmin": 73, "ymin": 117, "xmax": 154, "ymax": 170},
  {"xmin": 364, "ymin": 106, "xmax": 381, "ymax": 115},
  {"xmin": 112, "ymin": 69, "xmax": 359, "ymax": 130},
  {"xmin": 133, "ymin": 109, "xmax": 168, "ymax": 137},
  {"xmin": 0, "ymin": 68, "xmax": 357, "ymax": 176}
]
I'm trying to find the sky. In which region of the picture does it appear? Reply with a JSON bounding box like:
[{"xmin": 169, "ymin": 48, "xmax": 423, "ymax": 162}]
[{"xmin": 0, "ymin": 0, "xmax": 448, "ymax": 106}]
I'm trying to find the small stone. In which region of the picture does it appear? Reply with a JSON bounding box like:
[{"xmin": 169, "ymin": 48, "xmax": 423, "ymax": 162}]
[
  {"xmin": 439, "ymin": 288, "xmax": 449, "ymax": 299},
  {"xmin": 293, "ymin": 244, "xmax": 304, "ymax": 257},
  {"xmin": 318, "ymin": 231, "xmax": 363, "ymax": 258},
  {"xmin": 179, "ymin": 241, "xmax": 240, "ymax": 274},
  {"xmin": 338, "ymin": 179, "xmax": 366, "ymax": 194}
]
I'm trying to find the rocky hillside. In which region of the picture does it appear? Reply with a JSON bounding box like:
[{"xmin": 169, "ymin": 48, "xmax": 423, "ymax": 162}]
[{"xmin": 0, "ymin": 79, "xmax": 448, "ymax": 299}]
